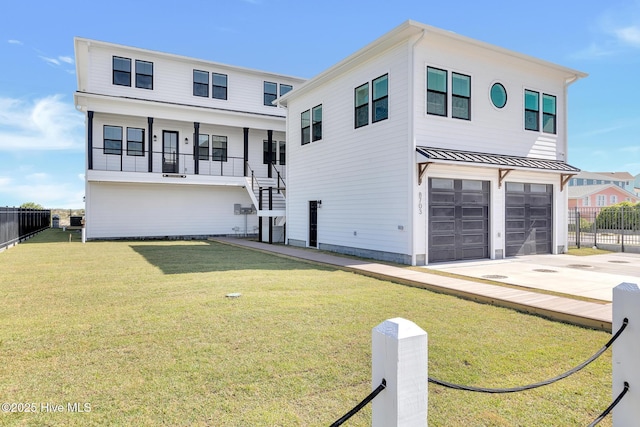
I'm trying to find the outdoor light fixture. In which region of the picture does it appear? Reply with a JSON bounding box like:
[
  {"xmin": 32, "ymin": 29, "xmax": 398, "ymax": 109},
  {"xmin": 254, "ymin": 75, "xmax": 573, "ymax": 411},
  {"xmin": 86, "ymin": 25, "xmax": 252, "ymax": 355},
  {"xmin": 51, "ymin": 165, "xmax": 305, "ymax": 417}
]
[
  {"xmin": 153, "ymin": 135, "xmax": 157, "ymax": 141},
  {"xmin": 185, "ymin": 137, "xmax": 189, "ymax": 144}
]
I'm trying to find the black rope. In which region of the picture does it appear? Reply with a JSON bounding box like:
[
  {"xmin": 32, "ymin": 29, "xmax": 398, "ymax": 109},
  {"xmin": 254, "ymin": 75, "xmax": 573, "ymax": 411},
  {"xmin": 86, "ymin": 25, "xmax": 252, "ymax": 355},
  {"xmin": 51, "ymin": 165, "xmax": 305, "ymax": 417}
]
[
  {"xmin": 329, "ymin": 379, "xmax": 386, "ymax": 427},
  {"xmin": 587, "ymin": 381, "xmax": 629, "ymax": 427},
  {"xmin": 429, "ymin": 318, "xmax": 628, "ymax": 394}
]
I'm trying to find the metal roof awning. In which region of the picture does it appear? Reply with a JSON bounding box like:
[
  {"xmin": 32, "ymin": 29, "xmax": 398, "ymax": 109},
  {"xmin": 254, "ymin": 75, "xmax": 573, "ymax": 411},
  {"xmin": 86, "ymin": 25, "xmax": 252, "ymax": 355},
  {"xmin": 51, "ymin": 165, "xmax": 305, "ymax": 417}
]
[{"xmin": 416, "ymin": 146, "xmax": 581, "ymax": 190}]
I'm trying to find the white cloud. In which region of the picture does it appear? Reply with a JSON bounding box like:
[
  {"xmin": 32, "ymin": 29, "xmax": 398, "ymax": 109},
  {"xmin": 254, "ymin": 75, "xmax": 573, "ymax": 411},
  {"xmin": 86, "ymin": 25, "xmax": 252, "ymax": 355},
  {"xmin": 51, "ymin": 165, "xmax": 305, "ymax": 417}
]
[
  {"xmin": 59, "ymin": 56, "xmax": 74, "ymax": 64},
  {"xmin": 572, "ymin": 5, "xmax": 640, "ymax": 59},
  {"xmin": 0, "ymin": 178, "xmax": 84, "ymax": 208},
  {"xmin": 8, "ymin": 39, "xmax": 23, "ymax": 45},
  {"xmin": 614, "ymin": 25, "xmax": 640, "ymax": 46},
  {"xmin": 39, "ymin": 56, "xmax": 61, "ymax": 66},
  {"xmin": 0, "ymin": 95, "xmax": 84, "ymax": 151}
]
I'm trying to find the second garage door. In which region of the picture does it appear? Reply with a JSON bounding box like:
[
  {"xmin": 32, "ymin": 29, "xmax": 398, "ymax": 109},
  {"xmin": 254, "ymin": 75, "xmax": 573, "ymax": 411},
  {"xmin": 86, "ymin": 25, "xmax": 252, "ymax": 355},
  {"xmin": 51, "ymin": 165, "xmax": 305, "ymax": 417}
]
[{"xmin": 505, "ymin": 182, "xmax": 553, "ymax": 257}]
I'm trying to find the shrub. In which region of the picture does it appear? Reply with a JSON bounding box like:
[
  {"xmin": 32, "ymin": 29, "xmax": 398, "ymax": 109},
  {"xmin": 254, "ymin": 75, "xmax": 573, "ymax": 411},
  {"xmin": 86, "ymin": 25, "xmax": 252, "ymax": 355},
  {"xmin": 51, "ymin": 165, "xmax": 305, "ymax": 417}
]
[{"xmin": 595, "ymin": 202, "xmax": 640, "ymax": 231}]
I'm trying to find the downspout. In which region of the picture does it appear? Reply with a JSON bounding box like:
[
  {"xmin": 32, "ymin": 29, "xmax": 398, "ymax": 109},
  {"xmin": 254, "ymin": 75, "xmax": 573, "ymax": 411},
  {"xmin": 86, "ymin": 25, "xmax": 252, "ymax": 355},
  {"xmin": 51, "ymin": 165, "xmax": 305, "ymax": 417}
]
[
  {"xmin": 409, "ymin": 29, "xmax": 426, "ymax": 266},
  {"xmin": 560, "ymin": 74, "xmax": 580, "ymax": 254}
]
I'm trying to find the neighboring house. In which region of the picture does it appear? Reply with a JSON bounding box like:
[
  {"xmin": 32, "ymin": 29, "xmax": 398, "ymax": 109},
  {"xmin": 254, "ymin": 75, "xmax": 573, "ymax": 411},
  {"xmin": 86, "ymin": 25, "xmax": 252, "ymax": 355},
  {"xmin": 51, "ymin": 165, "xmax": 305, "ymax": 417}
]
[
  {"xmin": 74, "ymin": 38, "xmax": 304, "ymax": 240},
  {"xmin": 279, "ymin": 20, "xmax": 585, "ymax": 265},
  {"xmin": 568, "ymin": 184, "xmax": 640, "ymax": 208},
  {"xmin": 635, "ymin": 173, "xmax": 640, "ymax": 197},
  {"xmin": 569, "ymin": 171, "xmax": 635, "ymax": 192}
]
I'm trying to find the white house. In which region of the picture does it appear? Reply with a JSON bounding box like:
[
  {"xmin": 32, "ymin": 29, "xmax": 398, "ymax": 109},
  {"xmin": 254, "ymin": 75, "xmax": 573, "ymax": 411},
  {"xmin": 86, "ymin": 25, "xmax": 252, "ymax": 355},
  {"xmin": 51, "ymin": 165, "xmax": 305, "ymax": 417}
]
[
  {"xmin": 279, "ymin": 20, "xmax": 586, "ymax": 265},
  {"xmin": 74, "ymin": 38, "xmax": 304, "ymax": 240}
]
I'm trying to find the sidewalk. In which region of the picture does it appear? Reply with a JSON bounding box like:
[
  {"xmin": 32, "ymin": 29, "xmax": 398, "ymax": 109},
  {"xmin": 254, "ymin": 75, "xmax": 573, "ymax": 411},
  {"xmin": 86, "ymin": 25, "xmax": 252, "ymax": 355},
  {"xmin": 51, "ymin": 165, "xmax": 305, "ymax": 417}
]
[{"xmin": 210, "ymin": 238, "xmax": 632, "ymax": 331}]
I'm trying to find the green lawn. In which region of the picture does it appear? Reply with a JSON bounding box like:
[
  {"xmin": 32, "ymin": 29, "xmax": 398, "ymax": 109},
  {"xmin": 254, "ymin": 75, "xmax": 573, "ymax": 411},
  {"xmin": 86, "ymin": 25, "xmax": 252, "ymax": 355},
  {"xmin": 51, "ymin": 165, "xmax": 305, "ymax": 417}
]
[{"xmin": 0, "ymin": 229, "xmax": 613, "ymax": 426}]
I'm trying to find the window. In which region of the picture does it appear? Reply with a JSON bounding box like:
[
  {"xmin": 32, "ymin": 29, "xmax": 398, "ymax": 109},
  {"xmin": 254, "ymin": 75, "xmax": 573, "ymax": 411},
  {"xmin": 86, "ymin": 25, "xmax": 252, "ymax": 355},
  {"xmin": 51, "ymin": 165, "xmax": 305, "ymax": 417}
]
[
  {"xmin": 427, "ymin": 67, "xmax": 447, "ymax": 116},
  {"xmin": 542, "ymin": 94, "xmax": 556, "ymax": 134},
  {"xmin": 280, "ymin": 84, "xmax": 293, "ymax": 96},
  {"xmin": 198, "ymin": 134, "xmax": 209, "ymax": 160},
  {"xmin": 610, "ymin": 195, "xmax": 618, "ymax": 204},
  {"xmin": 372, "ymin": 74, "xmax": 388, "ymax": 123},
  {"xmin": 452, "ymin": 73, "xmax": 470, "ymax": 120},
  {"xmin": 104, "ymin": 125, "xmax": 122, "ymax": 155},
  {"xmin": 212, "ymin": 136, "xmax": 227, "ymax": 162},
  {"xmin": 193, "ymin": 70, "xmax": 209, "ymax": 97},
  {"xmin": 596, "ymin": 195, "xmax": 606, "ymax": 206},
  {"xmin": 354, "ymin": 83, "xmax": 369, "ymax": 128},
  {"xmin": 301, "ymin": 110, "xmax": 310, "ymax": 145},
  {"xmin": 212, "ymin": 73, "xmax": 227, "ymax": 100},
  {"xmin": 583, "ymin": 196, "xmax": 590, "ymax": 207},
  {"xmin": 126, "ymin": 127, "xmax": 144, "ymax": 156},
  {"xmin": 264, "ymin": 81, "xmax": 277, "ymax": 106},
  {"xmin": 135, "ymin": 60, "xmax": 153, "ymax": 90},
  {"xmin": 279, "ymin": 141, "xmax": 286, "ymax": 165},
  {"xmin": 524, "ymin": 90, "xmax": 540, "ymax": 131},
  {"xmin": 490, "ymin": 83, "xmax": 507, "ymax": 108},
  {"xmin": 113, "ymin": 57, "xmax": 131, "ymax": 87},
  {"xmin": 263, "ymin": 140, "xmax": 276, "ymax": 164},
  {"xmin": 312, "ymin": 105, "xmax": 322, "ymax": 141}
]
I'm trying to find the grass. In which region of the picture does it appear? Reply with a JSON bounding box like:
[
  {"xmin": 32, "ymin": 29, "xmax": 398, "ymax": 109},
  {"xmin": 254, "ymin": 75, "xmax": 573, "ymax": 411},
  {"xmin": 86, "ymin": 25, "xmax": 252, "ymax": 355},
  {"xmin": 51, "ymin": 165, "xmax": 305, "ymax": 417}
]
[
  {"xmin": 0, "ymin": 229, "xmax": 614, "ymax": 426},
  {"xmin": 567, "ymin": 247, "xmax": 613, "ymax": 256}
]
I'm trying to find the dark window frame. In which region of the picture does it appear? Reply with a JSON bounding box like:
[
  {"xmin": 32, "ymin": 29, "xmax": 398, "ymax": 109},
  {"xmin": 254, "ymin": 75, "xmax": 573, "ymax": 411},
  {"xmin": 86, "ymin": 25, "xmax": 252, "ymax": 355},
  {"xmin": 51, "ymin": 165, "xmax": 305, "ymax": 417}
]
[
  {"xmin": 212, "ymin": 135, "xmax": 228, "ymax": 162},
  {"xmin": 263, "ymin": 140, "xmax": 276, "ymax": 165},
  {"xmin": 264, "ymin": 81, "xmax": 278, "ymax": 106},
  {"xmin": 193, "ymin": 70, "xmax": 209, "ymax": 97},
  {"xmin": 212, "ymin": 73, "xmax": 228, "ymax": 100},
  {"xmin": 198, "ymin": 134, "xmax": 210, "ymax": 161},
  {"xmin": 135, "ymin": 60, "xmax": 153, "ymax": 90},
  {"xmin": 104, "ymin": 125, "xmax": 123, "ymax": 155},
  {"xmin": 354, "ymin": 82, "xmax": 369, "ymax": 128},
  {"xmin": 113, "ymin": 56, "xmax": 131, "ymax": 87},
  {"xmin": 301, "ymin": 110, "xmax": 310, "ymax": 145},
  {"xmin": 312, "ymin": 104, "xmax": 322, "ymax": 142},
  {"xmin": 524, "ymin": 89, "xmax": 540, "ymax": 131},
  {"xmin": 542, "ymin": 93, "xmax": 557, "ymax": 134},
  {"xmin": 427, "ymin": 66, "xmax": 448, "ymax": 117},
  {"xmin": 372, "ymin": 74, "xmax": 388, "ymax": 123},
  {"xmin": 451, "ymin": 72, "xmax": 471, "ymax": 120},
  {"xmin": 280, "ymin": 84, "xmax": 293, "ymax": 96},
  {"xmin": 126, "ymin": 127, "xmax": 145, "ymax": 156},
  {"xmin": 278, "ymin": 141, "xmax": 286, "ymax": 165}
]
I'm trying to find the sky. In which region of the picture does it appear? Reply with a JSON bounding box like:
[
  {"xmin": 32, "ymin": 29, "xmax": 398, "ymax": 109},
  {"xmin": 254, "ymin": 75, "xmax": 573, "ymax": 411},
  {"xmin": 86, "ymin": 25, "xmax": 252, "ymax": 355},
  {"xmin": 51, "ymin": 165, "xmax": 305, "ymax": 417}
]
[{"xmin": 1, "ymin": 0, "xmax": 639, "ymax": 208}]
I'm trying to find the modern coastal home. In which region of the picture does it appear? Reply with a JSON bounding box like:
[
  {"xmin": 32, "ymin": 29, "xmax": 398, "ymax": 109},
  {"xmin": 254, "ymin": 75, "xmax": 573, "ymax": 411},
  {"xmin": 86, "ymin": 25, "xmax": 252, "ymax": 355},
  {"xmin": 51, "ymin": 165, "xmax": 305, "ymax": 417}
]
[
  {"xmin": 74, "ymin": 38, "xmax": 304, "ymax": 240},
  {"xmin": 279, "ymin": 20, "xmax": 586, "ymax": 265}
]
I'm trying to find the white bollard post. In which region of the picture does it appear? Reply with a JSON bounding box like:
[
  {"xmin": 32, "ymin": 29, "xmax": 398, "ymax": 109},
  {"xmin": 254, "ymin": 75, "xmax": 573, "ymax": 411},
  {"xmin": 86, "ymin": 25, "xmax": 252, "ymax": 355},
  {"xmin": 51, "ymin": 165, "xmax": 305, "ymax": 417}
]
[
  {"xmin": 372, "ymin": 318, "xmax": 428, "ymax": 427},
  {"xmin": 613, "ymin": 282, "xmax": 639, "ymax": 426}
]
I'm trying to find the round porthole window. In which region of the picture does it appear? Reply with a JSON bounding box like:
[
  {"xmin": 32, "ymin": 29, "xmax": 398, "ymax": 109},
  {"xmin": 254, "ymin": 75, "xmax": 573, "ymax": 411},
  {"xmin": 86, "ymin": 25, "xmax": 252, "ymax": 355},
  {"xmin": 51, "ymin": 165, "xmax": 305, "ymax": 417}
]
[{"xmin": 490, "ymin": 83, "xmax": 507, "ymax": 109}]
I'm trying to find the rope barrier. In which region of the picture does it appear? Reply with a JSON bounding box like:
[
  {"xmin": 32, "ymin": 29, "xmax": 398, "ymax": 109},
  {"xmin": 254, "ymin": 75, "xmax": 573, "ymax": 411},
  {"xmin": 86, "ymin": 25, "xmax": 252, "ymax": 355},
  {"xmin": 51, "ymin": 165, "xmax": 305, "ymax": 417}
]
[
  {"xmin": 588, "ymin": 382, "xmax": 629, "ymax": 427},
  {"xmin": 329, "ymin": 379, "xmax": 386, "ymax": 427},
  {"xmin": 429, "ymin": 318, "xmax": 628, "ymax": 394}
]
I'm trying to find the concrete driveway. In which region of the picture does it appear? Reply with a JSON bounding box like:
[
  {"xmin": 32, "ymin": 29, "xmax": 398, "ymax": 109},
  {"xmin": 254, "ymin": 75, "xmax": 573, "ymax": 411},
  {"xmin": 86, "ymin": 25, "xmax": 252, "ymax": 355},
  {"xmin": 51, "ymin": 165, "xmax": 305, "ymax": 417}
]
[{"xmin": 426, "ymin": 252, "xmax": 640, "ymax": 302}]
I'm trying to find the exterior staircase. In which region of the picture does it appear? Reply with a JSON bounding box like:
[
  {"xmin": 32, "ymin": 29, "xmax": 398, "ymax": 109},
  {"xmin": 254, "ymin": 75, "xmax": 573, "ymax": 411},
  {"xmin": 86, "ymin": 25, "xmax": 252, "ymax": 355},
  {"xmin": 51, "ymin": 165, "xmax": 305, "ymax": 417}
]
[{"xmin": 244, "ymin": 171, "xmax": 286, "ymax": 243}]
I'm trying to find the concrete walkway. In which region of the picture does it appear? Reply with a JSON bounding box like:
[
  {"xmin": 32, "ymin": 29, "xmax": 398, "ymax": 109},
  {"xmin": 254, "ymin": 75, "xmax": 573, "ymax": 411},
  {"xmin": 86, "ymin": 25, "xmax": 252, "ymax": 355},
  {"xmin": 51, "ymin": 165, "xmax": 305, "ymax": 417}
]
[{"xmin": 211, "ymin": 238, "xmax": 640, "ymax": 331}]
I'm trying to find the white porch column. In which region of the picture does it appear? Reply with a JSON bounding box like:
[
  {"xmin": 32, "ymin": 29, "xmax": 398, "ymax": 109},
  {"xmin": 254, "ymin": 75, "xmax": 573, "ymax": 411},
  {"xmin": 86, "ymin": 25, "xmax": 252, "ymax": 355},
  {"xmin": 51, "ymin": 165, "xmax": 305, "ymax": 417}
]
[
  {"xmin": 613, "ymin": 282, "xmax": 639, "ymax": 426},
  {"xmin": 372, "ymin": 317, "xmax": 428, "ymax": 427}
]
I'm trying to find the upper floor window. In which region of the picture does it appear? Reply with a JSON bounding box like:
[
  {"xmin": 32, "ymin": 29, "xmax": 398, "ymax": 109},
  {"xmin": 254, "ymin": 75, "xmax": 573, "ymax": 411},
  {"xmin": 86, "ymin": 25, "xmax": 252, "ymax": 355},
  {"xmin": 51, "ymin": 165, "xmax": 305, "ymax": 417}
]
[
  {"xmin": 193, "ymin": 70, "xmax": 209, "ymax": 97},
  {"xmin": 372, "ymin": 74, "xmax": 388, "ymax": 123},
  {"xmin": 542, "ymin": 94, "xmax": 556, "ymax": 134},
  {"xmin": 427, "ymin": 67, "xmax": 447, "ymax": 116},
  {"xmin": 264, "ymin": 81, "xmax": 277, "ymax": 106},
  {"xmin": 212, "ymin": 73, "xmax": 227, "ymax": 100},
  {"xmin": 524, "ymin": 90, "xmax": 540, "ymax": 131},
  {"xmin": 596, "ymin": 195, "xmax": 606, "ymax": 206},
  {"xmin": 127, "ymin": 127, "xmax": 144, "ymax": 156},
  {"xmin": 113, "ymin": 57, "xmax": 131, "ymax": 87},
  {"xmin": 212, "ymin": 136, "xmax": 227, "ymax": 162},
  {"xmin": 135, "ymin": 60, "xmax": 153, "ymax": 90},
  {"xmin": 104, "ymin": 125, "xmax": 122, "ymax": 155},
  {"xmin": 452, "ymin": 72, "xmax": 470, "ymax": 120},
  {"xmin": 280, "ymin": 84, "xmax": 293, "ymax": 96},
  {"xmin": 198, "ymin": 134, "xmax": 210, "ymax": 160},
  {"xmin": 301, "ymin": 110, "xmax": 310, "ymax": 145},
  {"xmin": 312, "ymin": 105, "xmax": 322, "ymax": 142},
  {"xmin": 354, "ymin": 83, "xmax": 369, "ymax": 128}
]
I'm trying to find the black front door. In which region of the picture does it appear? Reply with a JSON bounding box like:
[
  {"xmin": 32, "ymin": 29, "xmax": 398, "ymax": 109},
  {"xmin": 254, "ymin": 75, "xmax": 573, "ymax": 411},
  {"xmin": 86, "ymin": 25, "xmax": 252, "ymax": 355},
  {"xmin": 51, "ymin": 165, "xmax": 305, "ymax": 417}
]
[
  {"xmin": 162, "ymin": 131, "xmax": 179, "ymax": 173},
  {"xmin": 309, "ymin": 201, "xmax": 318, "ymax": 247}
]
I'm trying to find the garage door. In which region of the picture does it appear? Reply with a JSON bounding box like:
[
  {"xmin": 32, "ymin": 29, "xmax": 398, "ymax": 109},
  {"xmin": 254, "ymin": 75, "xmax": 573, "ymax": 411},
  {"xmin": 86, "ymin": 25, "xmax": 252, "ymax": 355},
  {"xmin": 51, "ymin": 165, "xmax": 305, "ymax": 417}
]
[
  {"xmin": 505, "ymin": 182, "xmax": 552, "ymax": 257},
  {"xmin": 428, "ymin": 178, "xmax": 489, "ymax": 263}
]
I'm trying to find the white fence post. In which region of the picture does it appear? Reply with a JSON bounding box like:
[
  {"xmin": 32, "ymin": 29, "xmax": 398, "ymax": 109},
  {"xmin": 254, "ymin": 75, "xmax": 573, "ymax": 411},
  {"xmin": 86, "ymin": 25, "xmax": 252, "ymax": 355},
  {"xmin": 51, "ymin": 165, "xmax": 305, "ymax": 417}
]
[
  {"xmin": 613, "ymin": 282, "xmax": 639, "ymax": 426},
  {"xmin": 372, "ymin": 317, "xmax": 428, "ymax": 427}
]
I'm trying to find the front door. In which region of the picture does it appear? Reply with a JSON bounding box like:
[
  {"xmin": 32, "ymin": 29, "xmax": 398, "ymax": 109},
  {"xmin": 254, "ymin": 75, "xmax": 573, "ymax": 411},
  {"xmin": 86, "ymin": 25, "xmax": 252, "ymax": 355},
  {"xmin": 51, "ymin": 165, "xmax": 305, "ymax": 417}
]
[
  {"xmin": 309, "ymin": 201, "xmax": 318, "ymax": 247},
  {"xmin": 162, "ymin": 131, "xmax": 179, "ymax": 173}
]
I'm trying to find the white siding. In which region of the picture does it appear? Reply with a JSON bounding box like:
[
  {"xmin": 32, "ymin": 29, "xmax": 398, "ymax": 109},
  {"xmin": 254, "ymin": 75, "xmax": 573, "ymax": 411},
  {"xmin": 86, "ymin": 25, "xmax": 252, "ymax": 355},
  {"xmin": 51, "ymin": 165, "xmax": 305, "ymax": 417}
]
[
  {"xmin": 86, "ymin": 182, "xmax": 257, "ymax": 239},
  {"xmin": 413, "ymin": 33, "xmax": 571, "ymax": 161},
  {"xmin": 287, "ymin": 41, "xmax": 412, "ymax": 256}
]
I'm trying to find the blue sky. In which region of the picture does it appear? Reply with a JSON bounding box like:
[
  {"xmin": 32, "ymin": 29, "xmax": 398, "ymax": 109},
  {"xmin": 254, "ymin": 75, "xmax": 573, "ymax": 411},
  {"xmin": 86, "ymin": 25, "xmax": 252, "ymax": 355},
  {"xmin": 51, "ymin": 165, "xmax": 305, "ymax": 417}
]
[{"xmin": 1, "ymin": 0, "xmax": 639, "ymax": 208}]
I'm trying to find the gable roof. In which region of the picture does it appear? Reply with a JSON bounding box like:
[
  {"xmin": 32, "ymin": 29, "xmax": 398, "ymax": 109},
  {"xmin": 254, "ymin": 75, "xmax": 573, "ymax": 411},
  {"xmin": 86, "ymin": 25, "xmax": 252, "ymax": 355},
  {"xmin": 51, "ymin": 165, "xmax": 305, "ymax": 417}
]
[
  {"xmin": 568, "ymin": 184, "xmax": 640, "ymax": 200},
  {"xmin": 592, "ymin": 172, "xmax": 635, "ymax": 181},
  {"xmin": 278, "ymin": 20, "xmax": 587, "ymax": 106}
]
